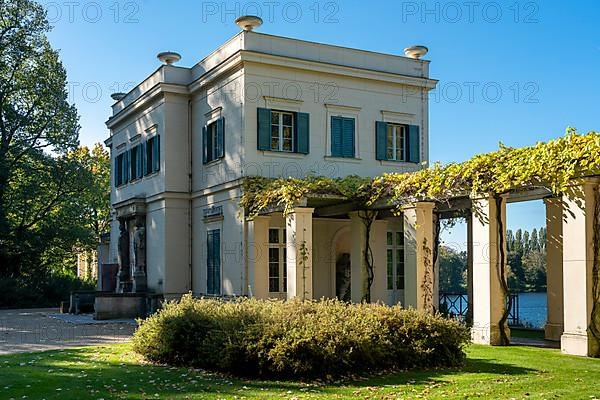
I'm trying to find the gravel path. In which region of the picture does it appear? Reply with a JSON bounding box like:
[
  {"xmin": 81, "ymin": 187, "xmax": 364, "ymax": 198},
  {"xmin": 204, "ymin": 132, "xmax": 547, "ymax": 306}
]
[{"xmin": 0, "ymin": 308, "xmax": 135, "ymax": 355}]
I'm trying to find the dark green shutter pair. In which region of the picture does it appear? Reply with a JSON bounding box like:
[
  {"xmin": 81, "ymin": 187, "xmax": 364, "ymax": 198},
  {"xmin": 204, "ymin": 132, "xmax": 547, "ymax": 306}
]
[
  {"xmin": 207, "ymin": 229, "xmax": 221, "ymax": 295},
  {"xmin": 202, "ymin": 117, "xmax": 225, "ymax": 164},
  {"xmin": 375, "ymin": 122, "xmax": 420, "ymax": 163},
  {"xmin": 257, "ymin": 108, "xmax": 310, "ymax": 154},
  {"xmin": 331, "ymin": 116, "xmax": 355, "ymax": 158}
]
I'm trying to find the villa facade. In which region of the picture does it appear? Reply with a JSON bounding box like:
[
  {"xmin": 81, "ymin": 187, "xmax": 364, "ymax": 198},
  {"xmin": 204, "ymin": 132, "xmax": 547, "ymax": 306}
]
[
  {"xmin": 103, "ymin": 27, "xmax": 600, "ymax": 358},
  {"xmin": 104, "ymin": 29, "xmax": 436, "ymax": 306}
]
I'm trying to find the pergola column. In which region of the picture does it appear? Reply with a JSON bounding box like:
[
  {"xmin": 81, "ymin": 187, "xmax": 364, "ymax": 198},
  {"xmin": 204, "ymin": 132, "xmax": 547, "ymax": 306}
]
[
  {"xmin": 470, "ymin": 194, "xmax": 510, "ymax": 345},
  {"xmin": 466, "ymin": 214, "xmax": 474, "ymax": 325},
  {"xmin": 246, "ymin": 215, "xmax": 271, "ymax": 299},
  {"xmin": 544, "ymin": 197, "xmax": 564, "ymax": 341},
  {"xmin": 286, "ymin": 207, "xmax": 314, "ymax": 300},
  {"xmin": 403, "ymin": 202, "xmax": 436, "ymax": 312},
  {"xmin": 561, "ymin": 179, "xmax": 600, "ymax": 356},
  {"xmin": 349, "ymin": 212, "xmax": 367, "ymax": 303}
]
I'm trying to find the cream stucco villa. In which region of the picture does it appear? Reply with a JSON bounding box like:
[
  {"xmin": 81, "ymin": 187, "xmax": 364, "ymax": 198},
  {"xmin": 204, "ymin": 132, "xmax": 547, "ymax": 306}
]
[
  {"xmin": 104, "ymin": 25, "xmax": 435, "ymax": 304},
  {"xmin": 102, "ymin": 20, "xmax": 599, "ymax": 358}
]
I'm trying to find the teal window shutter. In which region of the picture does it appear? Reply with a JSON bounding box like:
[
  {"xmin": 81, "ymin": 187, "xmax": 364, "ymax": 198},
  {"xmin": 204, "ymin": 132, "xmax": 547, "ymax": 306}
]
[
  {"xmin": 202, "ymin": 126, "xmax": 208, "ymax": 164},
  {"xmin": 331, "ymin": 116, "xmax": 343, "ymax": 157},
  {"xmin": 341, "ymin": 117, "xmax": 355, "ymax": 157},
  {"xmin": 124, "ymin": 150, "xmax": 130, "ymax": 183},
  {"xmin": 295, "ymin": 112, "xmax": 310, "ymax": 154},
  {"xmin": 114, "ymin": 156, "xmax": 120, "ymax": 186},
  {"xmin": 332, "ymin": 117, "xmax": 355, "ymax": 158},
  {"xmin": 407, "ymin": 125, "xmax": 420, "ymax": 163},
  {"xmin": 141, "ymin": 142, "xmax": 147, "ymax": 176},
  {"xmin": 137, "ymin": 144, "xmax": 143, "ymax": 179},
  {"xmin": 154, "ymin": 135, "xmax": 160, "ymax": 172},
  {"xmin": 216, "ymin": 117, "xmax": 225, "ymax": 159},
  {"xmin": 207, "ymin": 229, "xmax": 221, "ymax": 295},
  {"xmin": 257, "ymin": 108, "xmax": 271, "ymax": 151},
  {"xmin": 376, "ymin": 121, "xmax": 388, "ymax": 161}
]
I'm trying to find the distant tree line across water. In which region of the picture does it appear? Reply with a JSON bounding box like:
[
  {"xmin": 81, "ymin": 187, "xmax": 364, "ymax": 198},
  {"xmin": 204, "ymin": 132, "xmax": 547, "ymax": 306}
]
[{"xmin": 439, "ymin": 227, "xmax": 547, "ymax": 294}]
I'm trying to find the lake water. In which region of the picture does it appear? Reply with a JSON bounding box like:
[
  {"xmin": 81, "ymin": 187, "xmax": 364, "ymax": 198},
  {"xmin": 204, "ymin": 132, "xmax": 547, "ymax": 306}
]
[
  {"xmin": 517, "ymin": 292, "xmax": 547, "ymax": 329},
  {"xmin": 443, "ymin": 292, "xmax": 548, "ymax": 329}
]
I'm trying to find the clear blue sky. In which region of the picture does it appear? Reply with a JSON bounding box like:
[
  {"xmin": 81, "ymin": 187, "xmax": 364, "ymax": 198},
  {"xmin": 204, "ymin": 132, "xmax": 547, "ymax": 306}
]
[{"xmin": 41, "ymin": 0, "xmax": 599, "ymax": 237}]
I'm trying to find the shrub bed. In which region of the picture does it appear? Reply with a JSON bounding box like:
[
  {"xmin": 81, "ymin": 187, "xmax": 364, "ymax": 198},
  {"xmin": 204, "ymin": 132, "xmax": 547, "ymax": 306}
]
[{"xmin": 132, "ymin": 295, "xmax": 470, "ymax": 379}]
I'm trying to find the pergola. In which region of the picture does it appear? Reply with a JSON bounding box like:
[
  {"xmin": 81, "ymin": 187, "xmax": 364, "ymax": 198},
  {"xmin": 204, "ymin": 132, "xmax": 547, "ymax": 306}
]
[{"xmin": 243, "ymin": 131, "xmax": 600, "ymax": 358}]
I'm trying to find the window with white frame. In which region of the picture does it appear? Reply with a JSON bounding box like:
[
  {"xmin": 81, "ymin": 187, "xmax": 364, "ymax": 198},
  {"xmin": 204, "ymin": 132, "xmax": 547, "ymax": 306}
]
[
  {"xmin": 386, "ymin": 231, "xmax": 405, "ymax": 290},
  {"xmin": 386, "ymin": 124, "xmax": 406, "ymax": 161},
  {"xmin": 268, "ymin": 228, "xmax": 287, "ymax": 293},
  {"xmin": 271, "ymin": 110, "xmax": 294, "ymax": 152}
]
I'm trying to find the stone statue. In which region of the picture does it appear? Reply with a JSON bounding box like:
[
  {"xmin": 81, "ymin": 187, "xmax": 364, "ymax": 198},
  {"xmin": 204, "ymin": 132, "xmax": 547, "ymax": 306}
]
[
  {"xmin": 117, "ymin": 220, "xmax": 130, "ymax": 282},
  {"xmin": 132, "ymin": 217, "xmax": 147, "ymax": 292},
  {"xmin": 133, "ymin": 221, "xmax": 146, "ymax": 273},
  {"xmin": 336, "ymin": 253, "xmax": 351, "ymax": 302}
]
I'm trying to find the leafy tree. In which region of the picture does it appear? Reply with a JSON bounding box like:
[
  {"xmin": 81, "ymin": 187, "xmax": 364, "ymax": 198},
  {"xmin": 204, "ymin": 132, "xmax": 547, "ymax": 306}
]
[
  {"xmin": 438, "ymin": 246, "xmax": 467, "ymax": 293},
  {"xmin": 506, "ymin": 229, "xmax": 515, "ymax": 252},
  {"xmin": 539, "ymin": 227, "xmax": 547, "ymax": 250},
  {"xmin": 530, "ymin": 228, "xmax": 540, "ymax": 252},
  {"xmin": 522, "ymin": 230, "xmax": 530, "ymax": 256},
  {"xmin": 0, "ymin": 0, "xmax": 79, "ymax": 276},
  {"xmin": 514, "ymin": 229, "xmax": 523, "ymax": 254}
]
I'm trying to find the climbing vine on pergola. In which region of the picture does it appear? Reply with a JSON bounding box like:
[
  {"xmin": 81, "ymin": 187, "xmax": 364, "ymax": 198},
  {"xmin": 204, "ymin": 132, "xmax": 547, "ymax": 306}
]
[{"xmin": 241, "ymin": 129, "xmax": 600, "ymax": 349}]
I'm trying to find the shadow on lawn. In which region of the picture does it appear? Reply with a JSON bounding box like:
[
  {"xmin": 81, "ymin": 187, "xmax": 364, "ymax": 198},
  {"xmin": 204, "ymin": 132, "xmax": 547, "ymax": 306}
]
[
  {"xmin": 0, "ymin": 347, "xmax": 537, "ymax": 398},
  {"xmin": 335, "ymin": 357, "xmax": 536, "ymax": 390}
]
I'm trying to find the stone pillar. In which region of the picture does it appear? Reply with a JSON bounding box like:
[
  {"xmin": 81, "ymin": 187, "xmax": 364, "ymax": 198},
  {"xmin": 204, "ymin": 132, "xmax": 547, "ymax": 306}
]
[
  {"xmin": 544, "ymin": 197, "xmax": 564, "ymax": 341},
  {"xmin": 466, "ymin": 214, "xmax": 474, "ymax": 325},
  {"xmin": 561, "ymin": 180, "xmax": 600, "ymax": 357},
  {"xmin": 402, "ymin": 202, "xmax": 436, "ymax": 312},
  {"xmin": 470, "ymin": 194, "xmax": 510, "ymax": 345},
  {"xmin": 246, "ymin": 216, "xmax": 270, "ymax": 299},
  {"xmin": 286, "ymin": 208, "xmax": 314, "ymax": 300}
]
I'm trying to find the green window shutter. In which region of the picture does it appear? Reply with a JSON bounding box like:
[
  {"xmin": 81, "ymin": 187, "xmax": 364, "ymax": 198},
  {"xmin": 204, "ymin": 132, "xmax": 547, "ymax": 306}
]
[
  {"xmin": 124, "ymin": 151, "xmax": 130, "ymax": 183},
  {"xmin": 295, "ymin": 112, "xmax": 310, "ymax": 154},
  {"xmin": 342, "ymin": 117, "xmax": 355, "ymax": 158},
  {"xmin": 216, "ymin": 117, "xmax": 225, "ymax": 159},
  {"xmin": 257, "ymin": 108, "xmax": 271, "ymax": 151},
  {"xmin": 376, "ymin": 121, "xmax": 388, "ymax": 161},
  {"xmin": 154, "ymin": 135, "xmax": 160, "ymax": 172},
  {"xmin": 128, "ymin": 149, "xmax": 134, "ymax": 181},
  {"xmin": 114, "ymin": 156, "xmax": 120, "ymax": 186},
  {"xmin": 207, "ymin": 229, "xmax": 221, "ymax": 295},
  {"xmin": 141, "ymin": 142, "xmax": 147, "ymax": 176},
  {"xmin": 407, "ymin": 125, "xmax": 420, "ymax": 163},
  {"xmin": 202, "ymin": 126, "xmax": 208, "ymax": 164},
  {"xmin": 137, "ymin": 144, "xmax": 143, "ymax": 178},
  {"xmin": 330, "ymin": 116, "xmax": 343, "ymax": 157},
  {"xmin": 145, "ymin": 141, "xmax": 151, "ymax": 176}
]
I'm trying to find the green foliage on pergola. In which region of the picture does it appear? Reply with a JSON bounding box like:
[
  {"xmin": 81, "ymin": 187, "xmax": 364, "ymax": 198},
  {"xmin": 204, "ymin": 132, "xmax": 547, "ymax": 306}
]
[{"xmin": 241, "ymin": 128, "xmax": 600, "ymax": 216}]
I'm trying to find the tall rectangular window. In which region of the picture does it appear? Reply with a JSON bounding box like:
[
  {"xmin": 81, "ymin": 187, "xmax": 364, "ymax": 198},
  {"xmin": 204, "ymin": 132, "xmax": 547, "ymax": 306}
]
[
  {"xmin": 387, "ymin": 124, "xmax": 406, "ymax": 161},
  {"xmin": 268, "ymin": 228, "xmax": 287, "ymax": 293},
  {"xmin": 386, "ymin": 231, "xmax": 405, "ymax": 290},
  {"xmin": 207, "ymin": 229, "xmax": 221, "ymax": 295},
  {"xmin": 271, "ymin": 111, "xmax": 294, "ymax": 152},
  {"xmin": 145, "ymin": 135, "xmax": 160, "ymax": 175},
  {"xmin": 203, "ymin": 118, "xmax": 224, "ymax": 164}
]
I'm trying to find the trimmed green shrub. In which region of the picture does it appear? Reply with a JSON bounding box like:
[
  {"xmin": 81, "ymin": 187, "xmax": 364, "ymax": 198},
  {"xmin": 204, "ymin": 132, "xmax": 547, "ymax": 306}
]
[{"xmin": 132, "ymin": 295, "xmax": 470, "ymax": 379}]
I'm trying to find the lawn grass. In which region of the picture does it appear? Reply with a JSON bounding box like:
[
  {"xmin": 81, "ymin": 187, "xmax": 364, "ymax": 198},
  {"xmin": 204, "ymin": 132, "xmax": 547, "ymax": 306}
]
[{"xmin": 1, "ymin": 343, "xmax": 599, "ymax": 399}]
